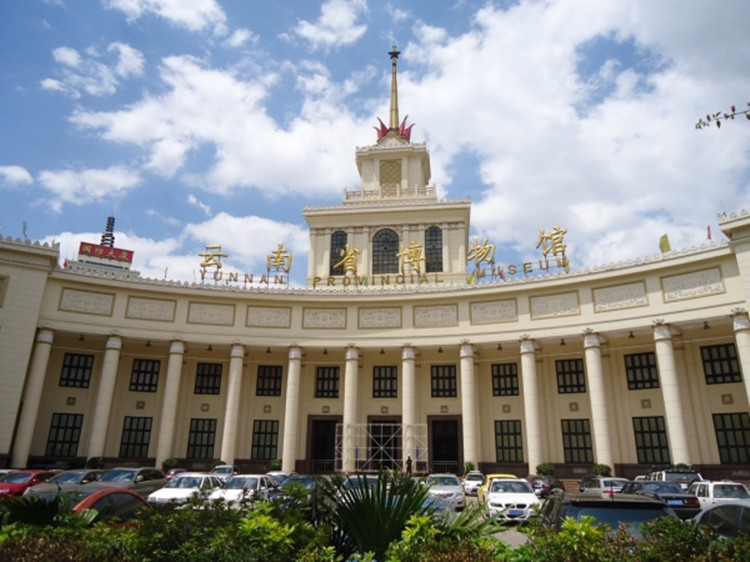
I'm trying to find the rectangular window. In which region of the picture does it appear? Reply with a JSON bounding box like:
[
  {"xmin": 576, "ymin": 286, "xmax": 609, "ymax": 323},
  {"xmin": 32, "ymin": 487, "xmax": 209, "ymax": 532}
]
[
  {"xmin": 431, "ymin": 365, "xmax": 457, "ymax": 397},
  {"xmin": 632, "ymin": 416, "xmax": 671, "ymax": 464},
  {"xmin": 561, "ymin": 419, "xmax": 594, "ymax": 463},
  {"xmin": 256, "ymin": 365, "xmax": 282, "ymax": 396},
  {"xmin": 494, "ymin": 420, "xmax": 524, "ymax": 462},
  {"xmin": 119, "ymin": 416, "xmax": 153, "ymax": 458},
  {"xmin": 251, "ymin": 419, "xmax": 279, "ymax": 460},
  {"xmin": 556, "ymin": 359, "xmax": 586, "ymax": 394},
  {"xmin": 129, "ymin": 358, "xmax": 160, "ymax": 392},
  {"xmin": 373, "ymin": 366, "xmax": 398, "ymax": 398},
  {"xmin": 59, "ymin": 353, "xmax": 94, "ymax": 388},
  {"xmin": 194, "ymin": 362, "xmax": 222, "ymax": 394},
  {"xmin": 45, "ymin": 413, "xmax": 83, "ymax": 457},
  {"xmin": 701, "ymin": 344, "xmax": 743, "ymax": 385},
  {"xmin": 625, "ymin": 352, "xmax": 660, "ymax": 390},
  {"xmin": 315, "ymin": 366, "xmax": 339, "ymax": 398},
  {"xmin": 186, "ymin": 418, "xmax": 216, "ymax": 459},
  {"xmin": 492, "ymin": 363, "xmax": 519, "ymax": 396},
  {"xmin": 713, "ymin": 412, "xmax": 750, "ymax": 464}
]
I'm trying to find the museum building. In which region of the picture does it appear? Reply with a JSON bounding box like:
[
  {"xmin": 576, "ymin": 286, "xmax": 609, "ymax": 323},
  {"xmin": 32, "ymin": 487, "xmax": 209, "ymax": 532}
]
[{"xmin": 1, "ymin": 51, "xmax": 749, "ymax": 480}]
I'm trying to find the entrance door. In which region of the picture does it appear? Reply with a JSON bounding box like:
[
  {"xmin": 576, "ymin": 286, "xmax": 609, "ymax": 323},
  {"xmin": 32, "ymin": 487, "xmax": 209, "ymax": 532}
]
[
  {"xmin": 310, "ymin": 419, "xmax": 337, "ymax": 473},
  {"xmin": 431, "ymin": 419, "xmax": 460, "ymax": 474}
]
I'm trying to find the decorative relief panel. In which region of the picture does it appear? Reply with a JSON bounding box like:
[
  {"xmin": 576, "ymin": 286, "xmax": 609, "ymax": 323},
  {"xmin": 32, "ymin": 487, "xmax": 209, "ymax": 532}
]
[
  {"xmin": 59, "ymin": 288, "xmax": 114, "ymax": 316},
  {"xmin": 661, "ymin": 267, "xmax": 724, "ymax": 302},
  {"xmin": 246, "ymin": 306, "xmax": 291, "ymax": 328},
  {"xmin": 414, "ymin": 304, "xmax": 458, "ymax": 328},
  {"xmin": 126, "ymin": 296, "xmax": 176, "ymax": 322},
  {"xmin": 187, "ymin": 302, "xmax": 235, "ymax": 326},
  {"xmin": 530, "ymin": 292, "xmax": 580, "ymax": 319},
  {"xmin": 303, "ymin": 308, "xmax": 347, "ymax": 329},
  {"xmin": 593, "ymin": 282, "xmax": 648, "ymax": 312},
  {"xmin": 470, "ymin": 299, "xmax": 517, "ymax": 324},
  {"xmin": 359, "ymin": 307, "xmax": 402, "ymax": 329}
]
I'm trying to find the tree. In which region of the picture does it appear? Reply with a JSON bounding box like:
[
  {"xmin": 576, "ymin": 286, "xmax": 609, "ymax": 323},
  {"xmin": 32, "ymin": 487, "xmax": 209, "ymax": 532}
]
[{"xmin": 695, "ymin": 102, "xmax": 750, "ymax": 129}]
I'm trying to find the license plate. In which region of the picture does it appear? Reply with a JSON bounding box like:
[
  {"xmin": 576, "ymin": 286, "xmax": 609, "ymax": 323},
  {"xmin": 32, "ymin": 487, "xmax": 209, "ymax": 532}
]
[
  {"xmin": 667, "ymin": 499, "xmax": 683, "ymax": 506},
  {"xmin": 508, "ymin": 509, "xmax": 524, "ymax": 517}
]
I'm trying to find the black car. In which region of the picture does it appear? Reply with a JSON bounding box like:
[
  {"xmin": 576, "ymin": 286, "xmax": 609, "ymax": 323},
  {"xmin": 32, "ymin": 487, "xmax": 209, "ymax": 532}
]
[
  {"xmin": 620, "ymin": 480, "xmax": 701, "ymax": 520},
  {"xmin": 539, "ymin": 489, "xmax": 678, "ymax": 539},
  {"xmin": 528, "ymin": 475, "xmax": 563, "ymax": 498}
]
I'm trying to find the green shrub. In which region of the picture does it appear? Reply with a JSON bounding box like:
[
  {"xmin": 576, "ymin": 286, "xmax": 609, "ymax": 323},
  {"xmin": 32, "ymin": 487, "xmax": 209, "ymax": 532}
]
[
  {"xmin": 161, "ymin": 457, "xmax": 179, "ymax": 471},
  {"xmin": 535, "ymin": 463, "xmax": 555, "ymax": 476},
  {"xmin": 593, "ymin": 463, "xmax": 612, "ymax": 477}
]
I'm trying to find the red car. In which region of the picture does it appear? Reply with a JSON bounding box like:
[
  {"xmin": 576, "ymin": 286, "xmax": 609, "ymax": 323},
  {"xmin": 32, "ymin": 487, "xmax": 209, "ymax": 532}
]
[
  {"xmin": 72, "ymin": 487, "xmax": 151, "ymax": 522},
  {"xmin": 0, "ymin": 470, "xmax": 56, "ymax": 497}
]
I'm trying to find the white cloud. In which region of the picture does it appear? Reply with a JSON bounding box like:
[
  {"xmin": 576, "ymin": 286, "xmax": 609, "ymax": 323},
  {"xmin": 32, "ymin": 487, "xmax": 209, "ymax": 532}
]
[
  {"xmin": 52, "ymin": 46, "xmax": 81, "ymax": 67},
  {"xmin": 37, "ymin": 165, "xmax": 142, "ymax": 211},
  {"xmin": 295, "ymin": 0, "xmax": 368, "ymax": 50},
  {"xmin": 187, "ymin": 194, "xmax": 211, "ymax": 215},
  {"xmin": 0, "ymin": 165, "xmax": 33, "ymax": 185},
  {"xmin": 103, "ymin": 0, "xmax": 226, "ymax": 33},
  {"xmin": 224, "ymin": 28, "xmax": 257, "ymax": 48},
  {"xmin": 108, "ymin": 42, "xmax": 145, "ymax": 77}
]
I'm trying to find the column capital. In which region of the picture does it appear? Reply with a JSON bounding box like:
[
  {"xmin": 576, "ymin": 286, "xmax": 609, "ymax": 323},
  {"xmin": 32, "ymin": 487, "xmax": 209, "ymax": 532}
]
[
  {"xmin": 169, "ymin": 340, "xmax": 185, "ymax": 355},
  {"xmin": 230, "ymin": 344, "xmax": 245, "ymax": 358},
  {"xmin": 288, "ymin": 346, "xmax": 302, "ymax": 360},
  {"xmin": 460, "ymin": 343, "xmax": 474, "ymax": 357},
  {"xmin": 105, "ymin": 335, "xmax": 123, "ymax": 351},
  {"xmin": 36, "ymin": 328, "xmax": 54, "ymax": 344},
  {"xmin": 345, "ymin": 346, "xmax": 360, "ymax": 361},
  {"xmin": 731, "ymin": 308, "xmax": 750, "ymax": 332},
  {"xmin": 519, "ymin": 335, "xmax": 536, "ymax": 355},
  {"xmin": 401, "ymin": 346, "xmax": 416, "ymax": 361},
  {"xmin": 583, "ymin": 330, "xmax": 600, "ymax": 349},
  {"xmin": 652, "ymin": 321, "xmax": 672, "ymax": 341}
]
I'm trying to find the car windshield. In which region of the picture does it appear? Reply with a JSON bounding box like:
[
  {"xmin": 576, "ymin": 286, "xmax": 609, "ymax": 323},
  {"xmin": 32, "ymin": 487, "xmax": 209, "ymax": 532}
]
[
  {"xmin": 642, "ymin": 482, "xmax": 682, "ymax": 494},
  {"xmin": 427, "ymin": 476, "xmax": 460, "ymax": 486},
  {"xmin": 100, "ymin": 469, "xmax": 137, "ymax": 482},
  {"xmin": 167, "ymin": 476, "xmax": 202, "ymax": 489},
  {"xmin": 5, "ymin": 473, "xmax": 33, "ymax": 484},
  {"xmin": 465, "ymin": 473, "xmax": 483, "ymax": 482},
  {"xmin": 663, "ymin": 472, "xmax": 699, "ymax": 485},
  {"xmin": 342, "ymin": 476, "xmax": 379, "ymax": 489},
  {"xmin": 281, "ymin": 476, "xmax": 316, "ymax": 491},
  {"xmin": 212, "ymin": 467, "xmax": 233, "ymax": 475},
  {"xmin": 602, "ymin": 479, "xmax": 628, "ymax": 488},
  {"xmin": 49, "ymin": 472, "xmax": 87, "ymax": 484},
  {"xmin": 714, "ymin": 484, "xmax": 750, "ymax": 499},
  {"xmin": 225, "ymin": 477, "xmax": 258, "ymax": 490},
  {"xmin": 490, "ymin": 481, "xmax": 533, "ymax": 494},
  {"xmin": 567, "ymin": 505, "xmax": 673, "ymax": 539}
]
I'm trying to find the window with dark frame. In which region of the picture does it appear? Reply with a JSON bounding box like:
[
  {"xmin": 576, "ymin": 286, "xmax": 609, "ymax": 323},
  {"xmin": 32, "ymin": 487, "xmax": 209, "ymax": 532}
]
[
  {"xmin": 119, "ymin": 416, "xmax": 153, "ymax": 458},
  {"xmin": 492, "ymin": 363, "xmax": 519, "ymax": 396},
  {"xmin": 45, "ymin": 413, "xmax": 83, "ymax": 457},
  {"xmin": 329, "ymin": 230, "xmax": 348, "ymax": 276},
  {"xmin": 186, "ymin": 418, "xmax": 216, "ymax": 459},
  {"xmin": 556, "ymin": 358, "xmax": 586, "ymax": 394},
  {"xmin": 251, "ymin": 419, "xmax": 279, "ymax": 460},
  {"xmin": 632, "ymin": 416, "xmax": 671, "ymax": 464},
  {"xmin": 424, "ymin": 226, "xmax": 443, "ymax": 273},
  {"xmin": 561, "ymin": 418, "xmax": 594, "ymax": 463},
  {"xmin": 494, "ymin": 420, "xmax": 524, "ymax": 462},
  {"xmin": 625, "ymin": 352, "xmax": 660, "ymax": 390},
  {"xmin": 713, "ymin": 412, "xmax": 750, "ymax": 464},
  {"xmin": 315, "ymin": 366, "xmax": 340, "ymax": 398},
  {"xmin": 701, "ymin": 344, "xmax": 743, "ymax": 385},
  {"xmin": 129, "ymin": 358, "xmax": 160, "ymax": 392},
  {"xmin": 194, "ymin": 362, "xmax": 222, "ymax": 394},
  {"xmin": 373, "ymin": 365, "xmax": 398, "ymax": 398},
  {"xmin": 59, "ymin": 353, "xmax": 94, "ymax": 388},
  {"xmin": 372, "ymin": 228, "xmax": 399, "ymax": 274},
  {"xmin": 256, "ymin": 365, "xmax": 282, "ymax": 396},
  {"xmin": 431, "ymin": 364, "xmax": 457, "ymax": 397}
]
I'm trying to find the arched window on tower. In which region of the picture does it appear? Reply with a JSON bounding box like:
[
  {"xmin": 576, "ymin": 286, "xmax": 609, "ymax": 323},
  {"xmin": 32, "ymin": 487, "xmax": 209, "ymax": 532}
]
[
  {"xmin": 330, "ymin": 230, "xmax": 348, "ymax": 276},
  {"xmin": 425, "ymin": 226, "xmax": 443, "ymax": 273},
  {"xmin": 372, "ymin": 229, "xmax": 399, "ymax": 274}
]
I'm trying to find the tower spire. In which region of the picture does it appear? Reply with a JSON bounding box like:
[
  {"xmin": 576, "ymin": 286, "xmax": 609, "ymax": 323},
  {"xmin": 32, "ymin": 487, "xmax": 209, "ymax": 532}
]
[{"xmin": 389, "ymin": 45, "xmax": 400, "ymax": 131}]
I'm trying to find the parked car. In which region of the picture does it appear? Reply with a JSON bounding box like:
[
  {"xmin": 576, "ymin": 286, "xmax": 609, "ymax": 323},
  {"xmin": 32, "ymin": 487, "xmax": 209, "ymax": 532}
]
[
  {"xmin": 461, "ymin": 471, "xmax": 485, "ymax": 495},
  {"xmin": 165, "ymin": 468, "xmax": 186, "ymax": 481},
  {"xmin": 147, "ymin": 472, "xmax": 223, "ymax": 505},
  {"xmin": 269, "ymin": 474, "xmax": 320, "ymax": 516},
  {"xmin": 0, "ymin": 470, "xmax": 56, "ymax": 497},
  {"xmin": 23, "ymin": 469, "xmax": 106, "ymax": 498},
  {"xmin": 528, "ymin": 474, "xmax": 564, "ymax": 498},
  {"xmin": 581, "ymin": 476, "xmax": 630, "ymax": 497},
  {"xmin": 579, "ymin": 473, "xmax": 596, "ymax": 492},
  {"xmin": 266, "ymin": 470, "xmax": 298, "ymax": 487},
  {"xmin": 73, "ymin": 487, "xmax": 151, "ymax": 523},
  {"xmin": 620, "ymin": 480, "xmax": 701, "ymax": 520},
  {"xmin": 477, "ymin": 472, "xmax": 518, "ymax": 504},
  {"xmin": 84, "ymin": 467, "xmax": 167, "ymax": 496},
  {"xmin": 424, "ymin": 473, "xmax": 466, "ymax": 511},
  {"xmin": 694, "ymin": 499, "xmax": 750, "ymax": 539},
  {"xmin": 688, "ymin": 480, "xmax": 750, "ymax": 510},
  {"xmin": 209, "ymin": 474, "xmax": 276, "ymax": 507},
  {"xmin": 484, "ymin": 478, "xmax": 540, "ymax": 522},
  {"xmin": 210, "ymin": 465, "xmax": 239, "ymax": 482},
  {"xmin": 539, "ymin": 489, "xmax": 678, "ymax": 539},
  {"xmin": 646, "ymin": 466, "xmax": 703, "ymax": 491}
]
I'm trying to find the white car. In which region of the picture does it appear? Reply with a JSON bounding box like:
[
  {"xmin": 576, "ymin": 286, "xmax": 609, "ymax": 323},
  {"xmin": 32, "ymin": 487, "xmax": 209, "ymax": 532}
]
[
  {"xmin": 147, "ymin": 472, "xmax": 223, "ymax": 505},
  {"xmin": 484, "ymin": 478, "xmax": 540, "ymax": 521},
  {"xmin": 462, "ymin": 471, "xmax": 484, "ymax": 495},
  {"xmin": 208, "ymin": 474, "xmax": 276, "ymax": 507},
  {"xmin": 424, "ymin": 473, "xmax": 466, "ymax": 511},
  {"xmin": 688, "ymin": 480, "xmax": 750, "ymax": 510}
]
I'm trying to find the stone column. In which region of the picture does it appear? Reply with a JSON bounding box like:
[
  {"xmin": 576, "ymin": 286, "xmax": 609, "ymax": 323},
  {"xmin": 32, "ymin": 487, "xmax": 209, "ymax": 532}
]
[
  {"xmin": 11, "ymin": 328, "xmax": 54, "ymax": 468},
  {"xmin": 583, "ymin": 330, "xmax": 614, "ymax": 470},
  {"xmin": 520, "ymin": 336, "xmax": 542, "ymax": 475},
  {"xmin": 731, "ymin": 309, "xmax": 750, "ymax": 407},
  {"xmin": 401, "ymin": 345, "xmax": 417, "ymax": 470},
  {"xmin": 341, "ymin": 346, "xmax": 360, "ymax": 473},
  {"xmin": 87, "ymin": 335, "xmax": 122, "ymax": 458},
  {"xmin": 652, "ymin": 321, "xmax": 690, "ymax": 465},
  {"xmin": 281, "ymin": 346, "xmax": 302, "ymax": 472},
  {"xmin": 155, "ymin": 340, "xmax": 185, "ymax": 467},
  {"xmin": 459, "ymin": 342, "xmax": 478, "ymax": 471},
  {"xmin": 219, "ymin": 344, "xmax": 245, "ymax": 464}
]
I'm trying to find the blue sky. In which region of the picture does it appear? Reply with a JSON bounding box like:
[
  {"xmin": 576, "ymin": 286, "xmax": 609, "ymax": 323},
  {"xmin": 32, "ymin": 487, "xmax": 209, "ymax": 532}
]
[{"xmin": 2, "ymin": 0, "xmax": 750, "ymax": 287}]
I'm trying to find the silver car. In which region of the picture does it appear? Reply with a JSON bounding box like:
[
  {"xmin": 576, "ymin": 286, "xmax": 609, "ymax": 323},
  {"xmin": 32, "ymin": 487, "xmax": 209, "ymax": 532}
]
[{"xmin": 425, "ymin": 473, "xmax": 466, "ymax": 511}]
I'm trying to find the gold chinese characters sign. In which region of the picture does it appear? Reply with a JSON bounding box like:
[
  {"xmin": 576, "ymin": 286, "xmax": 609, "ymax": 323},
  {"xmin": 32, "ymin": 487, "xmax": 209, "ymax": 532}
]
[{"xmin": 197, "ymin": 243, "xmax": 293, "ymax": 286}]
